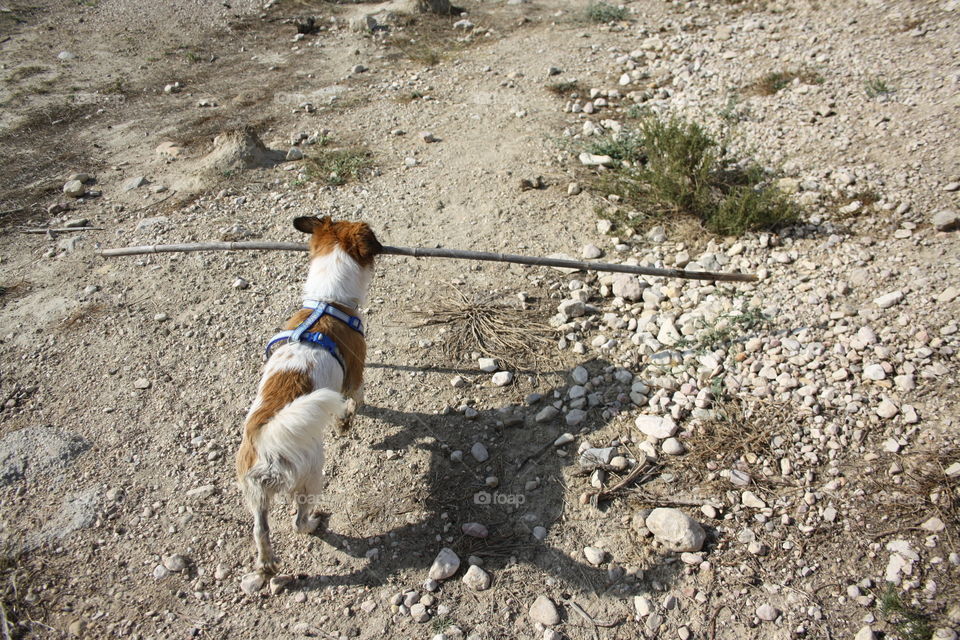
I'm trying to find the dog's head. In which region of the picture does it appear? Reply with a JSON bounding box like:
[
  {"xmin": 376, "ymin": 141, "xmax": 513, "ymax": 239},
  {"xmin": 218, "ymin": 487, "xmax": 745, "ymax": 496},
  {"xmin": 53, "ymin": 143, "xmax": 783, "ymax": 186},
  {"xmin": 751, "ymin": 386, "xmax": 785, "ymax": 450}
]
[{"xmin": 293, "ymin": 216, "xmax": 383, "ymax": 266}]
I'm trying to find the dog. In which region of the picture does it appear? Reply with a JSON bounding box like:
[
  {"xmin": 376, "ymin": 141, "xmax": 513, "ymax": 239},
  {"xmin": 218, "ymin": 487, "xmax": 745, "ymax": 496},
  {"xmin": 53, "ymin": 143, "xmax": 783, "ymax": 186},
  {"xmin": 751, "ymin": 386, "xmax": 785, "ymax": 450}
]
[{"xmin": 235, "ymin": 216, "xmax": 382, "ymax": 577}]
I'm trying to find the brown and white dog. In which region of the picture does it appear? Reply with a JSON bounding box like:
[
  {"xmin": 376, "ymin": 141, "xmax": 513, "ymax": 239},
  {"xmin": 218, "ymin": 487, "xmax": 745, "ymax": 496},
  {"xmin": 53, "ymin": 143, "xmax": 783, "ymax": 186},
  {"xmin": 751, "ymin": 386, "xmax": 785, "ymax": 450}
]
[{"xmin": 236, "ymin": 216, "xmax": 381, "ymax": 576}]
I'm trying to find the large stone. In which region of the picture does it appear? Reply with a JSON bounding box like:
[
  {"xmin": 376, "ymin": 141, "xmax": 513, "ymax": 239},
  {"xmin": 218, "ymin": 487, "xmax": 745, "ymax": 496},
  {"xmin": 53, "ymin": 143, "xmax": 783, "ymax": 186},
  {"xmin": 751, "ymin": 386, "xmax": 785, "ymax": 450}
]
[
  {"xmin": 611, "ymin": 274, "xmax": 646, "ymax": 301},
  {"xmin": 645, "ymin": 508, "xmax": 706, "ymax": 552},
  {"xmin": 932, "ymin": 210, "xmax": 959, "ymax": 232},
  {"xmin": 635, "ymin": 415, "xmax": 677, "ymax": 440},
  {"xmin": 461, "ymin": 565, "xmax": 491, "ymax": 591},
  {"xmin": 428, "ymin": 548, "xmax": 460, "ymax": 580},
  {"xmin": 529, "ymin": 595, "xmax": 560, "ymax": 626}
]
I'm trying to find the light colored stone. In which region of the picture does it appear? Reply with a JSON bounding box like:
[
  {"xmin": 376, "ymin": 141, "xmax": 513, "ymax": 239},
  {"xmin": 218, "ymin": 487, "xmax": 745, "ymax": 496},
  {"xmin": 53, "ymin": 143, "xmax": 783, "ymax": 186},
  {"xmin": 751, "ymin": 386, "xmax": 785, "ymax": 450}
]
[
  {"xmin": 873, "ymin": 290, "xmax": 904, "ymax": 309},
  {"xmin": 461, "ymin": 565, "xmax": 491, "ymax": 591},
  {"xmin": 240, "ymin": 572, "xmax": 266, "ymax": 595},
  {"xmin": 63, "ymin": 180, "xmax": 86, "ymax": 198},
  {"xmin": 756, "ymin": 603, "xmax": 780, "ymax": 621},
  {"xmin": 661, "ymin": 437, "xmax": 684, "ymax": 455},
  {"xmin": 583, "ymin": 546, "xmax": 606, "ymax": 565},
  {"xmin": 741, "ymin": 491, "xmax": 766, "ymax": 509},
  {"xmin": 478, "ymin": 357, "xmax": 498, "ymax": 372},
  {"xmin": 491, "ymin": 371, "xmax": 513, "ymax": 386},
  {"xmin": 645, "ymin": 508, "xmax": 706, "ymax": 552},
  {"xmin": 428, "ymin": 547, "xmax": 460, "ymax": 580},
  {"xmin": 635, "ymin": 415, "xmax": 677, "ymax": 440},
  {"xmin": 529, "ymin": 595, "xmax": 560, "ymax": 626},
  {"xmin": 932, "ymin": 210, "xmax": 959, "ymax": 231},
  {"xmin": 612, "ymin": 274, "xmax": 645, "ymax": 301}
]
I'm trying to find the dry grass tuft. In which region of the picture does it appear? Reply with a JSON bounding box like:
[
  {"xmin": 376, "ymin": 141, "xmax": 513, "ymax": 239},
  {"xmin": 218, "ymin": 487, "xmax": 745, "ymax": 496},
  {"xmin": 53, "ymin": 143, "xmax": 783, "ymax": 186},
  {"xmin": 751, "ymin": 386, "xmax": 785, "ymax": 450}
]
[
  {"xmin": 1, "ymin": 550, "xmax": 45, "ymax": 639},
  {"xmin": 749, "ymin": 68, "xmax": 823, "ymax": 96},
  {"xmin": 410, "ymin": 287, "xmax": 559, "ymax": 372},
  {"xmin": 545, "ymin": 81, "xmax": 585, "ymax": 98},
  {"xmin": 668, "ymin": 398, "xmax": 796, "ymax": 485}
]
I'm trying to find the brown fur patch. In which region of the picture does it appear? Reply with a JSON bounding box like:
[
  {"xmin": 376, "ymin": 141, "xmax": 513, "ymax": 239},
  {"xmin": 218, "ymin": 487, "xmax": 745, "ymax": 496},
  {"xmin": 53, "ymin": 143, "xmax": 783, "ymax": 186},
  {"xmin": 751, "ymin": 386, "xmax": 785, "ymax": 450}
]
[
  {"xmin": 236, "ymin": 369, "xmax": 313, "ymax": 479},
  {"xmin": 293, "ymin": 216, "xmax": 382, "ymax": 266}
]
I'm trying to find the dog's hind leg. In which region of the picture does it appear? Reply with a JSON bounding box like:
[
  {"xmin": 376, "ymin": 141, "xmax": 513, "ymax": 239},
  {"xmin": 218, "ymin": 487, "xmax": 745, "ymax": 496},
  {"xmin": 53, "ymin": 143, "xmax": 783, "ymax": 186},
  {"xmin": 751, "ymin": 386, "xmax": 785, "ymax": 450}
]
[
  {"xmin": 335, "ymin": 384, "xmax": 363, "ymax": 436},
  {"xmin": 242, "ymin": 478, "xmax": 278, "ymax": 575},
  {"xmin": 293, "ymin": 469, "xmax": 326, "ymax": 535}
]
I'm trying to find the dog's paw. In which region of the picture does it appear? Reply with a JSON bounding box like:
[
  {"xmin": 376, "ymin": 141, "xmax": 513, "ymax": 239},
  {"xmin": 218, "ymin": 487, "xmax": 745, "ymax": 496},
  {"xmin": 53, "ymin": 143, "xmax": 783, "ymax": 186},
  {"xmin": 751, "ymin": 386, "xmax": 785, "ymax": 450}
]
[
  {"xmin": 294, "ymin": 510, "xmax": 329, "ymax": 535},
  {"xmin": 254, "ymin": 556, "xmax": 279, "ymax": 576}
]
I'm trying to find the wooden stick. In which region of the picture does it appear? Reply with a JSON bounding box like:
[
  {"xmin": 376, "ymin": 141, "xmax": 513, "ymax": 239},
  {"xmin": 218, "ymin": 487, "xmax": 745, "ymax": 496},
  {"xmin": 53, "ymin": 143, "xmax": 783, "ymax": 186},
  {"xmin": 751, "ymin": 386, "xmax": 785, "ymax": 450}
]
[
  {"xmin": 21, "ymin": 227, "xmax": 104, "ymax": 234},
  {"xmin": 97, "ymin": 241, "xmax": 757, "ymax": 283}
]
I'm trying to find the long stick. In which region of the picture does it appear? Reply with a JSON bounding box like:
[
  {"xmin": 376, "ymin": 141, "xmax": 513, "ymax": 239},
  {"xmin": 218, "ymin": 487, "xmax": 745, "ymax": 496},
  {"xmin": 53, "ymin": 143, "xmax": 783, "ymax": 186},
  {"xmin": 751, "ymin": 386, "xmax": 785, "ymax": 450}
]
[{"xmin": 97, "ymin": 241, "xmax": 756, "ymax": 282}]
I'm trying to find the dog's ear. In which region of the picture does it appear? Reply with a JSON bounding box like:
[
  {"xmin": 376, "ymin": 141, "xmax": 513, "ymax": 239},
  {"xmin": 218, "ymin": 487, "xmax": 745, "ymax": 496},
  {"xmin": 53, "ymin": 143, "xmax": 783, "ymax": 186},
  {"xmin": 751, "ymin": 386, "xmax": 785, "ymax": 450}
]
[
  {"xmin": 293, "ymin": 216, "xmax": 332, "ymax": 234},
  {"xmin": 293, "ymin": 216, "xmax": 319, "ymax": 234}
]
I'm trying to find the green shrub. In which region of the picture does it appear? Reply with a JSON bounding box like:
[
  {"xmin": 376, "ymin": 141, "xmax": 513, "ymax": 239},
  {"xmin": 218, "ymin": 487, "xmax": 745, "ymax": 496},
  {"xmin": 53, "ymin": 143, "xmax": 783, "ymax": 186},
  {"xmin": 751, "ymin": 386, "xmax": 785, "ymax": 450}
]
[
  {"xmin": 585, "ymin": 2, "xmax": 627, "ymax": 22},
  {"xmin": 585, "ymin": 114, "xmax": 798, "ymax": 235}
]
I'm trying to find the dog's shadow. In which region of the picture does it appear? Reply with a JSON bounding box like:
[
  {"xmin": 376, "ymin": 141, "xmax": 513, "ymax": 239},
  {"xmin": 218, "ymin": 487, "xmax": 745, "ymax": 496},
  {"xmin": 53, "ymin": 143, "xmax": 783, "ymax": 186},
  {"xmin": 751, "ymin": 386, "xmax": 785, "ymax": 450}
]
[{"xmin": 283, "ymin": 357, "xmax": 684, "ymax": 617}]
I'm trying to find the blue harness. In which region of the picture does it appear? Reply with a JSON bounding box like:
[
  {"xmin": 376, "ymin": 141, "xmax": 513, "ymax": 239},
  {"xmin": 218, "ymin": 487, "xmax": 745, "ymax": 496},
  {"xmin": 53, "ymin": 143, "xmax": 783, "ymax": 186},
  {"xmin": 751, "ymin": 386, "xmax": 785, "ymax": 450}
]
[{"xmin": 265, "ymin": 299, "xmax": 364, "ymax": 371}]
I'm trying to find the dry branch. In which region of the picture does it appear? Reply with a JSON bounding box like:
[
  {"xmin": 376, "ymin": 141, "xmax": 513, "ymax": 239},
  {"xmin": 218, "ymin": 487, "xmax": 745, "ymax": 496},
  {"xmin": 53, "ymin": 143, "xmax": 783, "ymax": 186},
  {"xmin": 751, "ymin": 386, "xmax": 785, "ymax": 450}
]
[
  {"xmin": 98, "ymin": 242, "xmax": 757, "ymax": 283},
  {"xmin": 20, "ymin": 227, "xmax": 104, "ymax": 234}
]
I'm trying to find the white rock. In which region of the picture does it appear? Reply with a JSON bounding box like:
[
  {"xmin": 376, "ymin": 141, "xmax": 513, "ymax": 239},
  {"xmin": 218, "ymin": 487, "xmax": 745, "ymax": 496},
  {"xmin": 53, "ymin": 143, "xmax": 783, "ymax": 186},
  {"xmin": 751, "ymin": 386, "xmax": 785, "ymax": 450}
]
[
  {"xmin": 461, "ymin": 565, "xmax": 491, "ymax": 590},
  {"xmin": 854, "ymin": 627, "xmax": 876, "ymax": 640},
  {"xmin": 932, "ymin": 210, "xmax": 959, "ymax": 231},
  {"xmin": 553, "ymin": 433, "xmax": 575, "ymax": 446},
  {"xmin": 491, "ymin": 371, "xmax": 514, "ymax": 387},
  {"xmin": 756, "ymin": 603, "xmax": 780, "ymax": 621},
  {"xmin": 240, "ymin": 572, "xmax": 266, "ymax": 595},
  {"xmin": 873, "ymin": 290, "xmax": 904, "ymax": 309},
  {"xmin": 634, "ymin": 595, "xmax": 653, "ymax": 616},
  {"xmin": 571, "ymin": 366, "xmax": 589, "ymax": 385},
  {"xmin": 428, "ymin": 548, "xmax": 461, "ymax": 580},
  {"xmin": 612, "ymin": 274, "xmax": 645, "ymax": 301},
  {"xmin": 582, "ymin": 244, "xmax": 603, "ymax": 259},
  {"xmin": 536, "ymin": 406, "xmax": 559, "ymax": 423},
  {"xmin": 557, "ymin": 299, "xmax": 586, "ymax": 319},
  {"xmin": 863, "ymin": 364, "xmax": 886, "ymax": 380},
  {"xmin": 63, "ymin": 180, "xmax": 86, "ymax": 198},
  {"xmin": 529, "ymin": 595, "xmax": 560, "ymax": 626},
  {"xmin": 635, "ymin": 415, "xmax": 677, "ymax": 440},
  {"xmin": 461, "ymin": 522, "xmax": 489, "ymax": 538},
  {"xmin": 741, "ymin": 491, "xmax": 766, "ymax": 509},
  {"xmin": 122, "ymin": 176, "xmax": 148, "ymax": 191},
  {"xmin": 578, "ymin": 152, "xmax": 614, "ymax": 167},
  {"xmin": 877, "ymin": 398, "xmax": 899, "ymax": 419},
  {"xmin": 478, "ymin": 357, "xmax": 498, "ymax": 372},
  {"xmin": 645, "ymin": 508, "xmax": 706, "ymax": 552},
  {"xmin": 661, "ymin": 438, "xmax": 684, "ymax": 455},
  {"xmin": 583, "ymin": 546, "xmax": 606, "ymax": 565}
]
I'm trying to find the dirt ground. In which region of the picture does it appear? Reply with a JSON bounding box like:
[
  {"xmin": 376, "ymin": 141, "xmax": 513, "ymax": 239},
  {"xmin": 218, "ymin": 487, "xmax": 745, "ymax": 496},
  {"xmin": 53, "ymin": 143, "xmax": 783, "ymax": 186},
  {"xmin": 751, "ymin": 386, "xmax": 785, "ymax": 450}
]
[{"xmin": 1, "ymin": 0, "xmax": 958, "ymax": 638}]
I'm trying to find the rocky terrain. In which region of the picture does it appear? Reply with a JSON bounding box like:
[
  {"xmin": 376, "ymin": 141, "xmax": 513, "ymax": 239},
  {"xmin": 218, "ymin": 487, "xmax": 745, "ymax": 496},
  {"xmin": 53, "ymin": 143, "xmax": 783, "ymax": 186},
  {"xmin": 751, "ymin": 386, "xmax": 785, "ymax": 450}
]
[{"xmin": 0, "ymin": 0, "xmax": 958, "ymax": 639}]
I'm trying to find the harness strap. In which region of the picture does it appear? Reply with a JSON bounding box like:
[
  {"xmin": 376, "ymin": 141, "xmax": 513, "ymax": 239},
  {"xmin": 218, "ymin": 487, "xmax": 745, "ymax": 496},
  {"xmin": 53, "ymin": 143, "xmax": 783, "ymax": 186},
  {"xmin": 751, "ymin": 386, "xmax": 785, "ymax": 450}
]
[
  {"xmin": 304, "ymin": 299, "xmax": 364, "ymax": 335},
  {"xmin": 263, "ymin": 300, "xmax": 363, "ymax": 370},
  {"xmin": 265, "ymin": 330, "xmax": 346, "ymax": 371}
]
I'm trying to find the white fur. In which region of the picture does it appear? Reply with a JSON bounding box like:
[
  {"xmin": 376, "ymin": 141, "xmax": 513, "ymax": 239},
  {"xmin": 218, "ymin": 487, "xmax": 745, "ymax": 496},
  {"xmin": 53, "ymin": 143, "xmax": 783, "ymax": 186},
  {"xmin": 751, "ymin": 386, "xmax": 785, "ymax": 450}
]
[
  {"xmin": 302, "ymin": 246, "xmax": 373, "ymax": 309},
  {"xmin": 246, "ymin": 389, "xmax": 345, "ymax": 491}
]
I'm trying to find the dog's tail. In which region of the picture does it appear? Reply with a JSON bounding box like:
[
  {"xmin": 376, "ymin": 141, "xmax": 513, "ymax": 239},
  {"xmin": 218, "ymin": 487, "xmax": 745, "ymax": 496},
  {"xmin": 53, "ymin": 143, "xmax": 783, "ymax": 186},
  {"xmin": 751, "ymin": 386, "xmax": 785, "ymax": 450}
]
[{"xmin": 244, "ymin": 389, "xmax": 346, "ymax": 492}]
